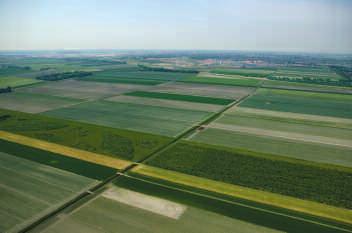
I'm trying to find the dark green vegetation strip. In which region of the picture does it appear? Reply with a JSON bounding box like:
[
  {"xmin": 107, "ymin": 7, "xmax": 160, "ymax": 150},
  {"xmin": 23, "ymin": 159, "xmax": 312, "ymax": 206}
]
[
  {"xmin": 0, "ymin": 139, "xmax": 116, "ymax": 180},
  {"xmin": 179, "ymin": 76, "xmax": 261, "ymax": 87},
  {"xmin": 0, "ymin": 109, "xmax": 171, "ymax": 161},
  {"xmin": 240, "ymin": 88, "xmax": 352, "ymax": 118},
  {"xmin": 125, "ymin": 91, "xmax": 234, "ymax": 105},
  {"xmin": 115, "ymin": 176, "xmax": 352, "ymax": 233},
  {"xmin": 147, "ymin": 141, "xmax": 352, "ymax": 209}
]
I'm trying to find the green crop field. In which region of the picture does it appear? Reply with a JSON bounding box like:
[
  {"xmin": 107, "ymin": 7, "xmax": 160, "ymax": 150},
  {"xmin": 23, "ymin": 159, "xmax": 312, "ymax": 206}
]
[
  {"xmin": 18, "ymin": 79, "xmax": 149, "ymax": 100},
  {"xmin": 125, "ymin": 91, "xmax": 234, "ymax": 105},
  {"xmin": 0, "ymin": 151, "xmax": 97, "ymax": 233},
  {"xmin": 43, "ymin": 100, "xmax": 212, "ymax": 137},
  {"xmin": 191, "ymin": 127, "xmax": 352, "ymax": 167},
  {"xmin": 0, "ymin": 77, "xmax": 41, "ymax": 88},
  {"xmin": 240, "ymin": 88, "xmax": 352, "ymax": 118},
  {"xmin": 40, "ymin": 184, "xmax": 282, "ymax": 233},
  {"xmin": 0, "ymin": 108, "xmax": 171, "ymax": 161},
  {"xmin": 210, "ymin": 68, "xmax": 274, "ymax": 77},
  {"xmin": 179, "ymin": 76, "xmax": 261, "ymax": 87},
  {"xmin": 0, "ymin": 92, "xmax": 82, "ymax": 113},
  {"xmin": 147, "ymin": 141, "xmax": 352, "ymax": 209}
]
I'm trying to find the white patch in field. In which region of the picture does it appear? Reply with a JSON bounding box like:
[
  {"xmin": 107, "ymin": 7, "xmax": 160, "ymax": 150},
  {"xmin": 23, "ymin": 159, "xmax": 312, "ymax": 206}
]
[{"xmin": 102, "ymin": 187, "xmax": 187, "ymax": 219}]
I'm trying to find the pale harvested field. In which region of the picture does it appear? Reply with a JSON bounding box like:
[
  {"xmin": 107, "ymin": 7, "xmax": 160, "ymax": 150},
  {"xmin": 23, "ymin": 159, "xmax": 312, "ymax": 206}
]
[
  {"xmin": 18, "ymin": 79, "xmax": 151, "ymax": 100},
  {"xmin": 106, "ymin": 95, "xmax": 223, "ymax": 112},
  {"xmin": 208, "ymin": 123, "xmax": 352, "ymax": 148},
  {"xmin": 150, "ymin": 82, "xmax": 254, "ymax": 99},
  {"xmin": 0, "ymin": 152, "xmax": 96, "ymax": 233},
  {"xmin": 102, "ymin": 187, "xmax": 187, "ymax": 219},
  {"xmin": 132, "ymin": 165, "xmax": 352, "ymax": 225},
  {"xmin": 0, "ymin": 130, "xmax": 131, "ymax": 170}
]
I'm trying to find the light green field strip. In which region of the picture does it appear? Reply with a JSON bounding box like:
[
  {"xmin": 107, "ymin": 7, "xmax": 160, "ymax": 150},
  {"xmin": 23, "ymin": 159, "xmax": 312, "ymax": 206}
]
[
  {"xmin": 0, "ymin": 130, "xmax": 131, "ymax": 170},
  {"xmin": 40, "ymin": 186, "xmax": 281, "ymax": 233},
  {"xmin": 0, "ymin": 92, "xmax": 82, "ymax": 113},
  {"xmin": 0, "ymin": 152, "xmax": 97, "ymax": 233},
  {"xmin": 208, "ymin": 122, "xmax": 352, "ymax": 148},
  {"xmin": 132, "ymin": 165, "xmax": 352, "ymax": 225},
  {"xmin": 0, "ymin": 77, "xmax": 42, "ymax": 88},
  {"xmin": 228, "ymin": 107, "xmax": 352, "ymax": 126},
  {"xmin": 106, "ymin": 95, "xmax": 223, "ymax": 112},
  {"xmin": 191, "ymin": 128, "xmax": 352, "ymax": 168}
]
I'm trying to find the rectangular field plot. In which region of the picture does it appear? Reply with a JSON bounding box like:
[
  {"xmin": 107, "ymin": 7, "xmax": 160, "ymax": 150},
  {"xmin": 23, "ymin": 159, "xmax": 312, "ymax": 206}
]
[
  {"xmin": 106, "ymin": 95, "xmax": 223, "ymax": 112},
  {"xmin": 0, "ymin": 92, "xmax": 81, "ymax": 113},
  {"xmin": 125, "ymin": 91, "xmax": 234, "ymax": 105},
  {"xmin": 210, "ymin": 68, "xmax": 275, "ymax": 77},
  {"xmin": 39, "ymin": 184, "xmax": 281, "ymax": 233},
  {"xmin": 18, "ymin": 79, "xmax": 150, "ymax": 100},
  {"xmin": 43, "ymin": 100, "xmax": 212, "ymax": 137},
  {"xmin": 148, "ymin": 82, "xmax": 254, "ymax": 99},
  {"xmin": 147, "ymin": 141, "xmax": 352, "ymax": 209},
  {"xmin": 179, "ymin": 76, "xmax": 261, "ymax": 87},
  {"xmin": 0, "ymin": 152, "xmax": 97, "ymax": 233},
  {"xmin": 240, "ymin": 88, "xmax": 352, "ymax": 118},
  {"xmin": 0, "ymin": 77, "xmax": 41, "ymax": 88},
  {"xmin": 0, "ymin": 109, "xmax": 171, "ymax": 162}
]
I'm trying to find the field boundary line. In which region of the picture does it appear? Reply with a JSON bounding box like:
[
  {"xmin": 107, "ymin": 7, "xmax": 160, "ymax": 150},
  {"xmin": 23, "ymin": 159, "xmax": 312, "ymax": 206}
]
[
  {"xmin": 131, "ymin": 164, "xmax": 352, "ymax": 226},
  {"xmin": 0, "ymin": 130, "xmax": 131, "ymax": 170}
]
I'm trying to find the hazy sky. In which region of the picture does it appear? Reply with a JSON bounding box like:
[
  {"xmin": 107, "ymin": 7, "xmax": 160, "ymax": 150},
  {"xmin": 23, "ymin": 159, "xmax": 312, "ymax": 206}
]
[{"xmin": 0, "ymin": 0, "xmax": 351, "ymax": 53}]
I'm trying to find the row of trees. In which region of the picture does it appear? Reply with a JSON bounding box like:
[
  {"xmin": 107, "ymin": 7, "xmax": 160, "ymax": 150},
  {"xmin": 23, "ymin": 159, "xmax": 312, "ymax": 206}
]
[
  {"xmin": 37, "ymin": 71, "xmax": 92, "ymax": 81},
  {"xmin": 267, "ymin": 76, "xmax": 352, "ymax": 87},
  {"xmin": 0, "ymin": 86, "xmax": 12, "ymax": 94},
  {"xmin": 138, "ymin": 64, "xmax": 199, "ymax": 74}
]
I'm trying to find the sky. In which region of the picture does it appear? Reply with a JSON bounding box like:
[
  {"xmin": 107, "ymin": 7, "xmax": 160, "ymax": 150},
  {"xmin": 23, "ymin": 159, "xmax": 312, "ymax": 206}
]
[{"xmin": 0, "ymin": 0, "xmax": 351, "ymax": 53}]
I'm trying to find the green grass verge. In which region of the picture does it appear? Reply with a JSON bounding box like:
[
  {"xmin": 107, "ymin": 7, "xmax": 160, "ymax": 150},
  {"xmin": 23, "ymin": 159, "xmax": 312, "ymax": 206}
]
[
  {"xmin": 146, "ymin": 140, "xmax": 352, "ymax": 209},
  {"xmin": 80, "ymin": 77, "xmax": 163, "ymax": 85},
  {"xmin": 0, "ymin": 139, "xmax": 116, "ymax": 180},
  {"xmin": 0, "ymin": 108, "xmax": 171, "ymax": 161},
  {"xmin": 125, "ymin": 91, "xmax": 234, "ymax": 105}
]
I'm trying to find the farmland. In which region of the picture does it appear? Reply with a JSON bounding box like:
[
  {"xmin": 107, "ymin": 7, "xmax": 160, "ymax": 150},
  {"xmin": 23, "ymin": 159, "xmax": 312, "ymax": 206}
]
[
  {"xmin": 37, "ymin": 184, "xmax": 282, "ymax": 233},
  {"xmin": 0, "ymin": 52, "xmax": 352, "ymax": 233},
  {"xmin": 146, "ymin": 141, "xmax": 352, "ymax": 209},
  {"xmin": 43, "ymin": 100, "xmax": 212, "ymax": 136},
  {"xmin": 18, "ymin": 79, "xmax": 149, "ymax": 100},
  {"xmin": 0, "ymin": 108, "xmax": 171, "ymax": 161},
  {"xmin": 150, "ymin": 82, "xmax": 254, "ymax": 99},
  {"xmin": 0, "ymin": 151, "xmax": 97, "ymax": 233},
  {"xmin": 240, "ymin": 88, "xmax": 352, "ymax": 118},
  {"xmin": 125, "ymin": 91, "xmax": 234, "ymax": 105},
  {"xmin": 179, "ymin": 76, "xmax": 261, "ymax": 87},
  {"xmin": 0, "ymin": 92, "xmax": 81, "ymax": 113}
]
